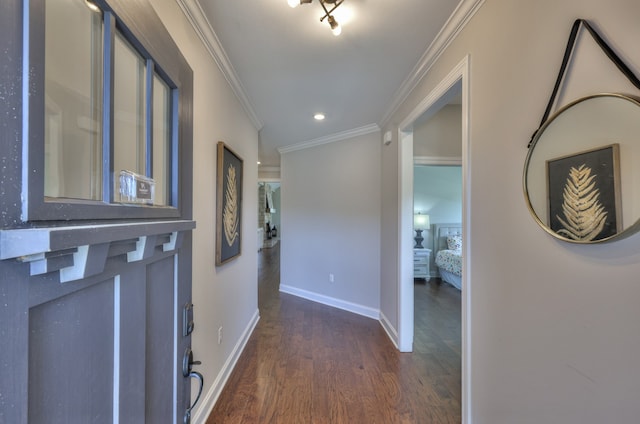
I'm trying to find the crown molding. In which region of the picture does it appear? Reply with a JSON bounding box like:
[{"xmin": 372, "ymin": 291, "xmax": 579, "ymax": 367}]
[
  {"xmin": 379, "ymin": 0, "xmax": 485, "ymax": 128},
  {"xmin": 175, "ymin": 0, "xmax": 263, "ymax": 131},
  {"xmin": 277, "ymin": 124, "xmax": 380, "ymax": 155},
  {"xmin": 259, "ymin": 166, "xmax": 281, "ymax": 173},
  {"xmin": 258, "ymin": 179, "xmax": 281, "ymax": 185},
  {"xmin": 414, "ymin": 156, "xmax": 462, "ymax": 166}
]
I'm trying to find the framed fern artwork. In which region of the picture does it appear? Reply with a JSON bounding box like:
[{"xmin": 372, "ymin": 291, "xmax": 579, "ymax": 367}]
[
  {"xmin": 216, "ymin": 141, "xmax": 243, "ymax": 266},
  {"xmin": 546, "ymin": 144, "xmax": 621, "ymax": 242}
]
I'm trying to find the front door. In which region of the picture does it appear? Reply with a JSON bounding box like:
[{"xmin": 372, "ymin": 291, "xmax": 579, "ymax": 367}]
[
  {"xmin": 1, "ymin": 222, "xmax": 195, "ymax": 424},
  {"xmin": 0, "ymin": 1, "xmax": 196, "ymax": 422}
]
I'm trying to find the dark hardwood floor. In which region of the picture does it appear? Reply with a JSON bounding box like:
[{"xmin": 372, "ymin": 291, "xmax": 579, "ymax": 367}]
[{"xmin": 206, "ymin": 243, "xmax": 461, "ymax": 423}]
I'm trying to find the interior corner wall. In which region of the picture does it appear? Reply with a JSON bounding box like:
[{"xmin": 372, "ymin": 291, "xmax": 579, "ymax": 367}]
[
  {"xmin": 280, "ymin": 132, "xmax": 381, "ymax": 316},
  {"xmin": 150, "ymin": 0, "xmax": 259, "ymax": 420},
  {"xmin": 384, "ymin": 0, "xmax": 640, "ymax": 423},
  {"xmin": 380, "ymin": 126, "xmax": 400, "ymax": 332}
]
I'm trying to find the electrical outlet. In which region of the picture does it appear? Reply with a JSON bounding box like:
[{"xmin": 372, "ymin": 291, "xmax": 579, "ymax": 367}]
[
  {"xmin": 218, "ymin": 326, "xmax": 223, "ymax": 344},
  {"xmin": 329, "ymin": 273, "xmax": 334, "ymax": 282}
]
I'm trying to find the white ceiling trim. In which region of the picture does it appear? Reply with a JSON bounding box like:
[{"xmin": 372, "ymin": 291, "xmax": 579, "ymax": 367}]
[
  {"xmin": 259, "ymin": 166, "xmax": 281, "ymax": 173},
  {"xmin": 379, "ymin": 0, "xmax": 485, "ymax": 128},
  {"xmin": 175, "ymin": 0, "xmax": 264, "ymax": 131},
  {"xmin": 414, "ymin": 156, "xmax": 462, "ymax": 166},
  {"xmin": 278, "ymin": 124, "xmax": 380, "ymax": 155}
]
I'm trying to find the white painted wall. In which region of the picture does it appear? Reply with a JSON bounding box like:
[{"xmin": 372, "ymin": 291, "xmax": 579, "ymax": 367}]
[
  {"xmin": 414, "ymin": 104, "xmax": 462, "ymax": 158},
  {"xmin": 149, "ymin": 1, "xmax": 259, "ymax": 421},
  {"xmin": 383, "ymin": 0, "xmax": 640, "ymax": 422},
  {"xmin": 280, "ymin": 132, "xmax": 381, "ymax": 318}
]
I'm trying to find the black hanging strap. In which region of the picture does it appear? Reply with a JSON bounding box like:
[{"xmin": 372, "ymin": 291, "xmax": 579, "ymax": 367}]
[{"xmin": 528, "ymin": 19, "xmax": 640, "ymax": 148}]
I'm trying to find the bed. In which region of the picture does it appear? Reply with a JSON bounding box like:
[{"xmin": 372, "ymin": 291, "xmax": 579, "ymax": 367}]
[{"xmin": 433, "ymin": 223, "xmax": 462, "ymax": 290}]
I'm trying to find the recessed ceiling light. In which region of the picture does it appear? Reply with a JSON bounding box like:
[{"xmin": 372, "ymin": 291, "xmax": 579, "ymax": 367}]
[{"xmin": 314, "ymin": 113, "xmax": 325, "ymax": 121}]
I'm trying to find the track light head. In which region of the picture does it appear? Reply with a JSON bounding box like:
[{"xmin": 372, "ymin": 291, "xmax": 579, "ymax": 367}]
[
  {"xmin": 288, "ymin": 0, "xmax": 312, "ymax": 7},
  {"xmin": 328, "ymin": 15, "xmax": 341, "ymax": 36},
  {"xmin": 288, "ymin": 0, "xmax": 345, "ymax": 35}
]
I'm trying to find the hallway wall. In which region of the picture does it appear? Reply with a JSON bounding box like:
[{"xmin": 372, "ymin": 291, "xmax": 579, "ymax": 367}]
[{"xmin": 280, "ymin": 131, "xmax": 381, "ymax": 317}]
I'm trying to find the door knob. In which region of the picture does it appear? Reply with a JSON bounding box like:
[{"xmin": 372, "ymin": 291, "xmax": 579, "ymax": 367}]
[{"xmin": 182, "ymin": 347, "xmax": 201, "ymax": 377}]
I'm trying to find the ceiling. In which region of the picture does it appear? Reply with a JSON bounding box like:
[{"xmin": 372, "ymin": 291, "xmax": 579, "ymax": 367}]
[{"xmin": 181, "ymin": 0, "xmax": 467, "ymax": 168}]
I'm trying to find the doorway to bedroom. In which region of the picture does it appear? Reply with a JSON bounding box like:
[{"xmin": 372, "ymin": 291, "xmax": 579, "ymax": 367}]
[{"xmin": 397, "ymin": 55, "xmax": 470, "ymax": 421}]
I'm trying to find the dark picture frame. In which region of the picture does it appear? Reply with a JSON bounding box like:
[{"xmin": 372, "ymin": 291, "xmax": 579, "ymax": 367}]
[
  {"xmin": 546, "ymin": 144, "xmax": 621, "ymax": 242},
  {"xmin": 216, "ymin": 141, "xmax": 243, "ymax": 265}
]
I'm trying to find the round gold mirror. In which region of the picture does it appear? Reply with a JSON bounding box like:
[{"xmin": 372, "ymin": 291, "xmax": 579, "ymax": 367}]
[{"xmin": 524, "ymin": 93, "xmax": 640, "ymax": 243}]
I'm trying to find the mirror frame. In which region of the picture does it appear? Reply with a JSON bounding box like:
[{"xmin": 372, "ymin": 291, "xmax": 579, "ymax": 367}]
[{"xmin": 523, "ymin": 92, "xmax": 640, "ymax": 244}]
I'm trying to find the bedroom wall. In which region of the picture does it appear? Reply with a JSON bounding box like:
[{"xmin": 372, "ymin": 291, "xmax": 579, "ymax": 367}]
[
  {"xmin": 382, "ymin": 0, "xmax": 640, "ymax": 422},
  {"xmin": 280, "ymin": 131, "xmax": 381, "ymax": 318},
  {"xmin": 414, "ymin": 165, "xmax": 462, "ymax": 225},
  {"xmin": 149, "ymin": 1, "xmax": 259, "ymax": 421},
  {"xmin": 414, "ymin": 165, "xmax": 462, "ymax": 271}
]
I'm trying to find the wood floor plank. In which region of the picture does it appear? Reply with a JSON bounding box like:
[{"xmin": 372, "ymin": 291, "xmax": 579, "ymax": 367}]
[{"xmin": 206, "ymin": 245, "xmax": 461, "ymax": 423}]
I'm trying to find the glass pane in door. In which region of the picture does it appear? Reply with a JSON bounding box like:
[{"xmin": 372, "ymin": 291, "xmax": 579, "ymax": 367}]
[
  {"xmin": 113, "ymin": 33, "xmax": 147, "ymax": 202},
  {"xmin": 44, "ymin": 0, "xmax": 103, "ymax": 200},
  {"xmin": 152, "ymin": 74, "xmax": 171, "ymax": 206}
]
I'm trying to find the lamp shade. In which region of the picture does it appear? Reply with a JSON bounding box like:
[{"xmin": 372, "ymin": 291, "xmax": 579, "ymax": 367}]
[{"xmin": 413, "ymin": 213, "xmax": 430, "ymax": 230}]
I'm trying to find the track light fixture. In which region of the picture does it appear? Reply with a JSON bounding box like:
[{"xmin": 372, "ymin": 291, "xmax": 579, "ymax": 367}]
[{"xmin": 288, "ymin": 0, "xmax": 344, "ymax": 36}]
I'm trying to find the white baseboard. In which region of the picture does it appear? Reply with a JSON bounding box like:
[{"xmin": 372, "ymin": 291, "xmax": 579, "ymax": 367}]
[
  {"xmin": 191, "ymin": 308, "xmax": 260, "ymax": 424},
  {"xmin": 279, "ymin": 284, "xmax": 380, "ymax": 320},
  {"xmin": 379, "ymin": 310, "xmax": 399, "ymax": 349}
]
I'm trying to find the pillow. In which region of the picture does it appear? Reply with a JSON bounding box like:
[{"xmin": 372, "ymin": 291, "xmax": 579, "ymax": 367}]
[{"xmin": 446, "ymin": 235, "xmax": 462, "ymax": 250}]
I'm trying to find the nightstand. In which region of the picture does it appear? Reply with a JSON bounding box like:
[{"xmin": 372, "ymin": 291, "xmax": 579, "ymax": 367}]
[{"xmin": 413, "ymin": 248, "xmax": 431, "ymax": 281}]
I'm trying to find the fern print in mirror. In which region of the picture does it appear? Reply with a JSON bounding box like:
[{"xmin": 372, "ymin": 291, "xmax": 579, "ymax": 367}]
[
  {"xmin": 547, "ymin": 144, "xmax": 621, "ymax": 242},
  {"xmin": 216, "ymin": 142, "xmax": 243, "ymax": 266}
]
